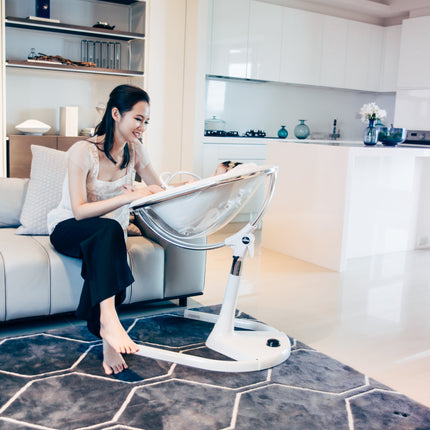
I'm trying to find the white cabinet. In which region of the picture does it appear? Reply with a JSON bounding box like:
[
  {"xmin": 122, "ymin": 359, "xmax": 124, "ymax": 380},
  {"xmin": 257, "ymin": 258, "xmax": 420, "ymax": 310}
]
[
  {"xmin": 210, "ymin": 0, "xmax": 250, "ymax": 78},
  {"xmin": 379, "ymin": 25, "xmax": 401, "ymax": 92},
  {"xmin": 345, "ymin": 20, "xmax": 382, "ymax": 91},
  {"xmin": 280, "ymin": 7, "xmax": 323, "ymax": 86},
  {"xmin": 320, "ymin": 15, "xmax": 348, "ymax": 88},
  {"xmin": 367, "ymin": 25, "xmax": 383, "ymax": 91},
  {"xmin": 397, "ymin": 15, "xmax": 430, "ymax": 89},
  {"xmin": 208, "ymin": 1, "xmax": 397, "ymax": 93},
  {"xmin": 247, "ymin": 1, "xmax": 283, "ymax": 82}
]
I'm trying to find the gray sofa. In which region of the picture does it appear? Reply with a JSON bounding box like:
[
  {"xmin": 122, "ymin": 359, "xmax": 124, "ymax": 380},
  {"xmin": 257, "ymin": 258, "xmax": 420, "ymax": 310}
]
[{"xmin": 0, "ymin": 177, "xmax": 206, "ymax": 322}]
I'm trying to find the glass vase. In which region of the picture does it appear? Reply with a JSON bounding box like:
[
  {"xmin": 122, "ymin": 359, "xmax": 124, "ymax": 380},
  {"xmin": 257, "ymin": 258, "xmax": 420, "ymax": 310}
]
[
  {"xmin": 363, "ymin": 119, "xmax": 379, "ymax": 145},
  {"xmin": 278, "ymin": 125, "xmax": 288, "ymax": 139},
  {"xmin": 294, "ymin": 120, "xmax": 310, "ymax": 139}
]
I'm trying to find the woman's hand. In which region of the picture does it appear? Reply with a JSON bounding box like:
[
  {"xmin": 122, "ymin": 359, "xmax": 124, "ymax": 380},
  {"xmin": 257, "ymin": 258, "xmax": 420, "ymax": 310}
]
[{"xmin": 122, "ymin": 183, "xmax": 163, "ymax": 202}]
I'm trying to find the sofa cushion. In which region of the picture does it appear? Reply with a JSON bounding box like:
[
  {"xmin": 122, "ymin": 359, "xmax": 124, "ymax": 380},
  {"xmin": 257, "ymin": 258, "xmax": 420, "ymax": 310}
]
[
  {"xmin": 16, "ymin": 145, "xmax": 67, "ymax": 235},
  {"xmin": 0, "ymin": 178, "xmax": 29, "ymax": 227},
  {"xmin": 0, "ymin": 229, "xmax": 51, "ymax": 320}
]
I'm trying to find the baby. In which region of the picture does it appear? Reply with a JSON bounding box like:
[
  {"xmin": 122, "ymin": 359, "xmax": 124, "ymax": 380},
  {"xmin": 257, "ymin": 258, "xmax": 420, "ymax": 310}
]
[{"xmin": 213, "ymin": 161, "xmax": 243, "ymax": 176}]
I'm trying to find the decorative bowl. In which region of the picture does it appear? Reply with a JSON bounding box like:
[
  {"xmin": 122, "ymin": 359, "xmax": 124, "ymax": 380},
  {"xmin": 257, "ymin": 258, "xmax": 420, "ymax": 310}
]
[
  {"xmin": 15, "ymin": 119, "xmax": 51, "ymax": 135},
  {"xmin": 378, "ymin": 127, "xmax": 407, "ymax": 146}
]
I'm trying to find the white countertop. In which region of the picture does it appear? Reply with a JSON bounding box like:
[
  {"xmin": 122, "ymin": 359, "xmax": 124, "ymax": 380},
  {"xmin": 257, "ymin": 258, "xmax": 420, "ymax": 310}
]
[
  {"xmin": 203, "ymin": 136, "xmax": 430, "ymax": 150},
  {"xmin": 203, "ymin": 136, "xmax": 363, "ymax": 145}
]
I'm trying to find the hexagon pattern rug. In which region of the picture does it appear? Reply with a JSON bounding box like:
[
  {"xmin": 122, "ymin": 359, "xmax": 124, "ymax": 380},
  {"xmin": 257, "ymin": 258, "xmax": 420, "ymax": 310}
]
[{"xmin": 0, "ymin": 306, "xmax": 429, "ymax": 430}]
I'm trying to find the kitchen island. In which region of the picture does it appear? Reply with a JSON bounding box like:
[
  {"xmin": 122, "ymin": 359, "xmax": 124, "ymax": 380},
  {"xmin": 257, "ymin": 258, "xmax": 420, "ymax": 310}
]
[{"xmin": 262, "ymin": 141, "xmax": 430, "ymax": 271}]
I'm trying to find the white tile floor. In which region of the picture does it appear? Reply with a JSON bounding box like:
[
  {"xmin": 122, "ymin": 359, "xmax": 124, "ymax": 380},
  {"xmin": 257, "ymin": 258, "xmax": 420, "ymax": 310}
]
[{"xmin": 201, "ymin": 223, "xmax": 430, "ymax": 408}]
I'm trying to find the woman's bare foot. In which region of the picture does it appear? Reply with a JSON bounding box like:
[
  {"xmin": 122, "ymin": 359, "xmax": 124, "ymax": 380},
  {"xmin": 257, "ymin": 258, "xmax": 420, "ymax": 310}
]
[
  {"xmin": 102, "ymin": 339, "xmax": 128, "ymax": 375},
  {"xmin": 99, "ymin": 297, "xmax": 139, "ymax": 355},
  {"xmin": 100, "ymin": 316, "xmax": 139, "ymax": 354}
]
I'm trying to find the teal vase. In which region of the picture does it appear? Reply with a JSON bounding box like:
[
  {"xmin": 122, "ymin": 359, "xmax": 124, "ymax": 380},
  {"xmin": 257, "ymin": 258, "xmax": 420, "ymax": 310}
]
[
  {"xmin": 294, "ymin": 120, "xmax": 310, "ymax": 139},
  {"xmin": 278, "ymin": 125, "xmax": 288, "ymax": 139},
  {"xmin": 363, "ymin": 119, "xmax": 379, "ymax": 145}
]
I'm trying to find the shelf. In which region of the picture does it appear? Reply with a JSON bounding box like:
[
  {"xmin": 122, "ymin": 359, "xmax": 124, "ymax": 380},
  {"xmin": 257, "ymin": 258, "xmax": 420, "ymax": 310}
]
[
  {"xmin": 98, "ymin": 0, "xmax": 142, "ymax": 4},
  {"xmin": 6, "ymin": 60, "xmax": 143, "ymax": 77},
  {"xmin": 5, "ymin": 17, "xmax": 145, "ymax": 41}
]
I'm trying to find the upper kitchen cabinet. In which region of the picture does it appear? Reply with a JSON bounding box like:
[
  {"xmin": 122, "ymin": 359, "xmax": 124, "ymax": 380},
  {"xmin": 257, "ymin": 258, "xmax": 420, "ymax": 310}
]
[
  {"xmin": 280, "ymin": 8, "xmax": 323, "ymax": 86},
  {"xmin": 397, "ymin": 15, "xmax": 430, "ymax": 89},
  {"xmin": 247, "ymin": 1, "xmax": 283, "ymax": 82},
  {"xmin": 320, "ymin": 15, "xmax": 348, "ymax": 89},
  {"xmin": 345, "ymin": 20, "xmax": 382, "ymax": 91},
  {"xmin": 207, "ymin": 1, "xmax": 399, "ymax": 93},
  {"xmin": 379, "ymin": 25, "xmax": 401, "ymax": 92},
  {"xmin": 210, "ymin": 0, "xmax": 250, "ymax": 78}
]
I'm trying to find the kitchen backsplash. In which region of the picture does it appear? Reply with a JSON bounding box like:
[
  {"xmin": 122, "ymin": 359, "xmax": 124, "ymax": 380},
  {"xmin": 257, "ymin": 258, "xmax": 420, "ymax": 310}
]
[{"xmin": 205, "ymin": 76, "xmax": 396, "ymax": 140}]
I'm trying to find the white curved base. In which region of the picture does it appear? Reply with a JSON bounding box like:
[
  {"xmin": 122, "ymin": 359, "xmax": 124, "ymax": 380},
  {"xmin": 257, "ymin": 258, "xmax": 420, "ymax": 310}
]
[
  {"xmin": 133, "ymin": 220, "xmax": 291, "ymax": 373},
  {"xmin": 134, "ymin": 311, "xmax": 291, "ymax": 373}
]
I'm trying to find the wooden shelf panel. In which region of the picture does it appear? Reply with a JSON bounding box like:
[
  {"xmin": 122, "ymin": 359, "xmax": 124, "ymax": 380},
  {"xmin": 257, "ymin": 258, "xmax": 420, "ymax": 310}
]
[
  {"xmin": 5, "ymin": 17, "xmax": 145, "ymax": 41},
  {"xmin": 6, "ymin": 60, "xmax": 144, "ymax": 77}
]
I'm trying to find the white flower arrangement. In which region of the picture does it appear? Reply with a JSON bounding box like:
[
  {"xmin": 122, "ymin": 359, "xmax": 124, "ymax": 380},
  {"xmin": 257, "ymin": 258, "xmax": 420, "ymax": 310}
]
[{"xmin": 359, "ymin": 102, "xmax": 387, "ymax": 123}]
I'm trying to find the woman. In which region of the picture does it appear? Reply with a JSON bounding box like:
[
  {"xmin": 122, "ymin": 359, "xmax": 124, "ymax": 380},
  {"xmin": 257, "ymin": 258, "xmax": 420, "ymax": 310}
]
[{"xmin": 48, "ymin": 84, "xmax": 163, "ymax": 375}]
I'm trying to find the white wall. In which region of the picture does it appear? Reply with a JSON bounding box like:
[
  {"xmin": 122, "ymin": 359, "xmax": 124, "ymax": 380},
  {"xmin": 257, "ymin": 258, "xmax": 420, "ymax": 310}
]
[
  {"xmin": 205, "ymin": 77, "xmax": 397, "ymax": 140},
  {"xmin": 145, "ymin": 0, "xmax": 207, "ymax": 175}
]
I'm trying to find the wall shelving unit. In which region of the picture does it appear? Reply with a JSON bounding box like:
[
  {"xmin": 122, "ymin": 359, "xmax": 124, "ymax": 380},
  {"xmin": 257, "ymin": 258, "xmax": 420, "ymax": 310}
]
[{"xmin": 1, "ymin": 0, "xmax": 148, "ymax": 176}]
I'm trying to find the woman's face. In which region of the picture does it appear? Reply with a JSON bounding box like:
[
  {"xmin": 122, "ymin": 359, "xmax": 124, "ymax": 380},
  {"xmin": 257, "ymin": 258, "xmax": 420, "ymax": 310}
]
[{"xmin": 114, "ymin": 101, "xmax": 150, "ymax": 144}]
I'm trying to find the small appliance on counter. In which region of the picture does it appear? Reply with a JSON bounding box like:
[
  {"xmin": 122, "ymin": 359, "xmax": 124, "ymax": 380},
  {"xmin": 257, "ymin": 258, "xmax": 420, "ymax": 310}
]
[
  {"xmin": 204, "ymin": 129, "xmax": 271, "ymax": 138},
  {"xmin": 244, "ymin": 129, "xmax": 266, "ymax": 137},
  {"xmin": 204, "ymin": 130, "xmax": 239, "ymax": 137},
  {"xmin": 401, "ymin": 130, "xmax": 430, "ymax": 146}
]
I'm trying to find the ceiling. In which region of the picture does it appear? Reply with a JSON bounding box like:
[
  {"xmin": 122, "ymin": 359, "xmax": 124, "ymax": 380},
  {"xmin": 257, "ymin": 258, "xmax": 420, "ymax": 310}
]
[{"xmin": 261, "ymin": 0, "xmax": 430, "ymax": 25}]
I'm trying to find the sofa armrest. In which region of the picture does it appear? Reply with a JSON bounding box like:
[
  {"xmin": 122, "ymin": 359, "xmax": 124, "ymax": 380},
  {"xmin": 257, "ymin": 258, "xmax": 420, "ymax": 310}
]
[
  {"xmin": 134, "ymin": 217, "xmax": 206, "ymax": 299},
  {"xmin": 0, "ymin": 178, "xmax": 29, "ymax": 227}
]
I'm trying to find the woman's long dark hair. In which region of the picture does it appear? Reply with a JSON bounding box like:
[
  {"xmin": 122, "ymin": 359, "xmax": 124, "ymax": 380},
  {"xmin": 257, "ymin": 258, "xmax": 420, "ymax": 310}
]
[{"xmin": 94, "ymin": 84, "xmax": 150, "ymax": 169}]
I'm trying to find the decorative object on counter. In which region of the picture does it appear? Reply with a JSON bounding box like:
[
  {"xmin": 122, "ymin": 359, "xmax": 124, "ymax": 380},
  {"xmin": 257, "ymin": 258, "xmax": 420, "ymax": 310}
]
[
  {"xmin": 59, "ymin": 106, "xmax": 78, "ymax": 136},
  {"xmin": 375, "ymin": 119, "xmax": 386, "ymax": 128},
  {"xmin": 378, "ymin": 126, "xmax": 407, "ymax": 146},
  {"xmin": 360, "ymin": 102, "xmax": 387, "ymax": 146},
  {"xmin": 278, "ymin": 126, "xmax": 288, "ymax": 139},
  {"xmin": 294, "ymin": 120, "xmax": 310, "ymax": 139},
  {"xmin": 329, "ymin": 119, "xmax": 340, "ymax": 140},
  {"xmin": 363, "ymin": 119, "xmax": 379, "ymax": 145},
  {"xmin": 245, "ymin": 130, "xmax": 266, "ymax": 137},
  {"xmin": 205, "ymin": 115, "xmax": 226, "ymax": 131},
  {"xmin": 15, "ymin": 119, "xmax": 51, "ymax": 135}
]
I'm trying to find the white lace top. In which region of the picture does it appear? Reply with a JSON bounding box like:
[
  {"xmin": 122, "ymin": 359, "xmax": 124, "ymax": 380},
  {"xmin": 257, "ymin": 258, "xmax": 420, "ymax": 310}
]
[{"xmin": 47, "ymin": 140, "xmax": 150, "ymax": 234}]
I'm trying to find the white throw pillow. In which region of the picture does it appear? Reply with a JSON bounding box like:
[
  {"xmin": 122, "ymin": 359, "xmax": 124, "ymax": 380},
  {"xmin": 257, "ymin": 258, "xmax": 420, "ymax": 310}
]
[{"xmin": 16, "ymin": 145, "xmax": 67, "ymax": 235}]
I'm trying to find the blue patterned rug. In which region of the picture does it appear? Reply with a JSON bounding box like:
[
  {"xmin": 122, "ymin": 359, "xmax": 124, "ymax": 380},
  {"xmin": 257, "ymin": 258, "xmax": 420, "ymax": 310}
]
[{"xmin": 0, "ymin": 306, "xmax": 429, "ymax": 430}]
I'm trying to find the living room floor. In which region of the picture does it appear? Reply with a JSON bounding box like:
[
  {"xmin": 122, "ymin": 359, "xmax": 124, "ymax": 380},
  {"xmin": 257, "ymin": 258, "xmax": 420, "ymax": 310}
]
[
  {"xmin": 201, "ymin": 223, "xmax": 430, "ymax": 409},
  {"xmin": 2, "ymin": 222, "xmax": 430, "ymax": 410}
]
